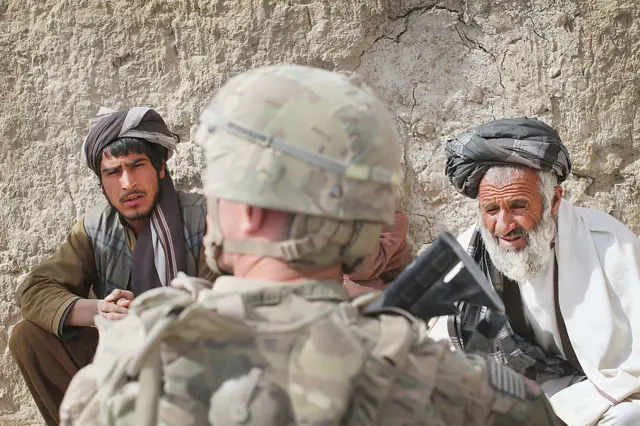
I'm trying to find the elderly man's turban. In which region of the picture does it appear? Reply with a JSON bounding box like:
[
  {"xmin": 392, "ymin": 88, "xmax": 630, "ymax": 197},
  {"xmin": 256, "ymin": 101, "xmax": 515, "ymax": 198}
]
[{"xmin": 445, "ymin": 117, "xmax": 572, "ymax": 198}]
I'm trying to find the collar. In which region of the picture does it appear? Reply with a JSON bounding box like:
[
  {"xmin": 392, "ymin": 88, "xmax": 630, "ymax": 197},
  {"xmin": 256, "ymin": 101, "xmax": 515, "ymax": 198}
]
[
  {"xmin": 212, "ymin": 276, "xmax": 288, "ymax": 294},
  {"xmin": 212, "ymin": 276, "xmax": 349, "ymax": 303}
]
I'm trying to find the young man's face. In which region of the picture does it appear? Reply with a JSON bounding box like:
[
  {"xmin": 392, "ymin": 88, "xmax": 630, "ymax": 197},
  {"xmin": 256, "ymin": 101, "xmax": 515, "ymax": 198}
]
[{"xmin": 100, "ymin": 152, "xmax": 165, "ymax": 225}]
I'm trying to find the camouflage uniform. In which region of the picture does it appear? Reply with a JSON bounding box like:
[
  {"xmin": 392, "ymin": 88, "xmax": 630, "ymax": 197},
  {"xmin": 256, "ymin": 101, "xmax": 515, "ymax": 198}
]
[{"xmin": 59, "ymin": 65, "xmax": 559, "ymax": 425}]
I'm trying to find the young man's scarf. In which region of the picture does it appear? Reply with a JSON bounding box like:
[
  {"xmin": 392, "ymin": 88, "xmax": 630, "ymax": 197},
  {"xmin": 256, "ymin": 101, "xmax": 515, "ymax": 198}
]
[{"xmin": 82, "ymin": 107, "xmax": 186, "ymax": 295}]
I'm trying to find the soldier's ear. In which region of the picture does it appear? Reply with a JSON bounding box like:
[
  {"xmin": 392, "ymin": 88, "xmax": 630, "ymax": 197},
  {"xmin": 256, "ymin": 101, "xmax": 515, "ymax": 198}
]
[{"xmin": 244, "ymin": 206, "xmax": 266, "ymax": 234}]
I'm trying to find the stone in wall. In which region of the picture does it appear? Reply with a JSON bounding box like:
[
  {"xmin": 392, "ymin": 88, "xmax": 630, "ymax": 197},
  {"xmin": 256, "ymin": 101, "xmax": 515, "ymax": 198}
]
[{"xmin": 2, "ymin": 0, "xmax": 640, "ymax": 424}]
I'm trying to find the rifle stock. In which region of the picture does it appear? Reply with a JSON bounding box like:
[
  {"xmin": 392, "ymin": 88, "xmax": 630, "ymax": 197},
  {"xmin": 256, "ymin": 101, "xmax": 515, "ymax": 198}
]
[{"xmin": 367, "ymin": 230, "xmax": 507, "ymax": 352}]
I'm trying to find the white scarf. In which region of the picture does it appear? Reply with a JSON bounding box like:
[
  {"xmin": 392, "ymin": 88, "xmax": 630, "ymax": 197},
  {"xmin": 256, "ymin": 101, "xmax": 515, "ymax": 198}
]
[{"xmin": 542, "ymin": 199, "xmax": 640, "ymax": 425}]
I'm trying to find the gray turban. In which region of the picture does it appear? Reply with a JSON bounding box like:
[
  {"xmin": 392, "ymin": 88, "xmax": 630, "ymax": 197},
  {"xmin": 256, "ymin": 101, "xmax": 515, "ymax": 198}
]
[{"xmin": 445, "ymin": 117, "xmax": 572, "ymax": 199}]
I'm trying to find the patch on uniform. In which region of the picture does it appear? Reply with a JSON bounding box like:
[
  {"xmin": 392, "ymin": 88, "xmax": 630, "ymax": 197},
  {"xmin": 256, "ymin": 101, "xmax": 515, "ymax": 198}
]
[{"xmin": 487, "ymin": 361, "xmax": 527, "ymax": 401}]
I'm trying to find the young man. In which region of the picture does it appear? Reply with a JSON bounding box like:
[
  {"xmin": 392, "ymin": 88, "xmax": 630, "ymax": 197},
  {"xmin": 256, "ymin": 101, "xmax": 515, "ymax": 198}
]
[
  {"xmin": 60, "ymin": 66, "xmax": 559, "ymax": 426},
  {"xmin": 9, "ymin": 107, "xmax": 216, "ymax": 426},
  {"xmin": 444, "ymin": 117, "xmax": 640, "ymax": 425}
]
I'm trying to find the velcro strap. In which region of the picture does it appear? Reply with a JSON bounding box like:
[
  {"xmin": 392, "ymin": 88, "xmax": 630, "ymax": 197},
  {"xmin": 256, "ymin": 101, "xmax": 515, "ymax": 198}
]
[
  {"xmin": 221, "ymin": 219, "xmax": 349, "ymax": 260},
  {"xmin": 199, "ymin": 111, "xmax": 400, "ymax": 185},
  {"xmin": 242, "ymin": 281, "xmax": 348, "ymax": 307},
  {"xmin": 129, "ymin": 316, "xmax": 174, "ymax": 426}
]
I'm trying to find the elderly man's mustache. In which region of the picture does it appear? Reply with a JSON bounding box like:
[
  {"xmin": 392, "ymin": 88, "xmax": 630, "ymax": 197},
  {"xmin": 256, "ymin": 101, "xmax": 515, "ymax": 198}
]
[{"xmin": 495, "ymin": 228, "xmax": 528, "ymax": 239}]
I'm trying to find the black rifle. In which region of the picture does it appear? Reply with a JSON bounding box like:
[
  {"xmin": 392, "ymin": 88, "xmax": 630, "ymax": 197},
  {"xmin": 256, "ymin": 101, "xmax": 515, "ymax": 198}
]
[{"xmin": 367, "ymin": 230, "xmax": 507, "ymax": 352}]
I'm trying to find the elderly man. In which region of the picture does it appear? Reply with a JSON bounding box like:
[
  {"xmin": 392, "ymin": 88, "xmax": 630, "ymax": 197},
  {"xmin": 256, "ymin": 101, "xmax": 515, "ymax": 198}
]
[
  {"xmin": 443, "ymin": 117, "xmax": 640, "ymax": 425},
  {"xmin": 9, "ymin": 107, "xmax": 216, "ymax": 426}
]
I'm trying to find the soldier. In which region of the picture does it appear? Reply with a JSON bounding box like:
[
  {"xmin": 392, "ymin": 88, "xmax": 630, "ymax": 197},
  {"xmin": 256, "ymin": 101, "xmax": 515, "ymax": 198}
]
[{"xmin": 60, "ymin": 65, "xmax": 560, "ymax": 425}]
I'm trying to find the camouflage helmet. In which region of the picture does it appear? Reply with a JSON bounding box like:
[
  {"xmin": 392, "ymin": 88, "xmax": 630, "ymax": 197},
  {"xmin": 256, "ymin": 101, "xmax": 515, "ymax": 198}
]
[{"xmin": 195, "ymin": 65, "xmax": 402, "ymax": 272}]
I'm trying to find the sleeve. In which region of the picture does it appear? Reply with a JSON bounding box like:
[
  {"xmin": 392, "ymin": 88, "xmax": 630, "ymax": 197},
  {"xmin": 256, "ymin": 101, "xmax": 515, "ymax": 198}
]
[
  {"xmin": 431, "ymin": 347, "xmax": 561, "ymax": 426},
  {"xmin": 20, "ymin": 216, "xmax": 97, "ymax": 338},
  {"xmin": 343, "ymin": 209, "xmax": 410, "ymax": 295}
]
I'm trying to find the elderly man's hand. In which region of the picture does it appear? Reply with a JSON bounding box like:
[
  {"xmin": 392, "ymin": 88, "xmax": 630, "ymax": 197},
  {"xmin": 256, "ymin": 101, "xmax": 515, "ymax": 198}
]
[{"xmin": 98, "ymin": 289, "xmax": 135, "ymax": 320}]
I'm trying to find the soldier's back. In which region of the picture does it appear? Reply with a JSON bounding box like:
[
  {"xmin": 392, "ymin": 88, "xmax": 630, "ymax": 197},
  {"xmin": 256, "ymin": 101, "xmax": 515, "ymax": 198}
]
[{"xmin": 60, "ymin": 275, "xmax": 558, "ymax": 426}]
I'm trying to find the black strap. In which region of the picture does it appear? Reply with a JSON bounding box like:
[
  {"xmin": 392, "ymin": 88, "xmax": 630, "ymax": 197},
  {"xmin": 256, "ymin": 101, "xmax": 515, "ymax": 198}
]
[
  {"xmin": 553, "ymin": 257, "xmax": 582, "ymax": 371},
  {"xmin": 503, "ymin": 277, "xmax": 537, "ymax": 344}
]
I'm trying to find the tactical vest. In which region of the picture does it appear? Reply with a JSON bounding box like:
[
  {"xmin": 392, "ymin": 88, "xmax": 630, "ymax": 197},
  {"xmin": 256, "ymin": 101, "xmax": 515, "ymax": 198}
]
[
  {"xmin": 83, "ymin": 191, "xmax": 206, "ymax": 299},
  {"xmin": 59, "ymin": 275, "xmax": 436, "ymax": 425},
  {"xmin": 60, "ymin": 274, "xmax": 554, "ymax": 426}
]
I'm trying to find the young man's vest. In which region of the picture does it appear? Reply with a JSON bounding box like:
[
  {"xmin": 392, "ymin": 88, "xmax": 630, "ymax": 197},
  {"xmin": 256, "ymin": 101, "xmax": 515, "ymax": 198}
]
[{"xmin": 83, "ymin": 191, "xmax": 206, "ymax": 298}]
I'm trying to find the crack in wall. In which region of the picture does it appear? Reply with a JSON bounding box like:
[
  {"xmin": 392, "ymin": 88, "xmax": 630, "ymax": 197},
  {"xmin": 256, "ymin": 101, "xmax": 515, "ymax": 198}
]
[
  {"xmin": 410, "ymin": 212, "xmax": 433, "ymax": 229},
  {"xmin": 305, "ymin": 6, "xmax": 312, "ymax": 29},
  {"xmin": 354, "ymin": 2, "xmax": 461, "ymax": 70},
  {"xmin": 526, "ymin": 13, "xmax": 548, "ymax": 40},
  {"xmin": 402, "ymin": 141, "xmax": 411, "ymax": 204},
  {"xmin": 454, "ymin": 21, "xmax": 507, "ymax": 97},
  {"xmin": 355, "ymin": 1, "xmax": 510, "ymax": 218},
  {"xmin": 410, "ymin": 86, "xmax": 417, "ymax": 114},
  {"xmin": 169, "ymin": 24, "xmax": 179, "ymax": 57},
  {"xmin": 64, "ymin": 181, "xmax": 77, "ymax": 216},
  {"xmin": 454, "ymin": 24, "xmax": 492, "ymax": 57},
  {"xmin": 536, "ymin": 0, "xmax": 557, "ymax": 14}
]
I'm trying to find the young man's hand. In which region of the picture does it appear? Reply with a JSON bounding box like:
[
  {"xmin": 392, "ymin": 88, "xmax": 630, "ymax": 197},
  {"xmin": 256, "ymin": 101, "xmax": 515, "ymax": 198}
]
[
  {"xmin": 98, "ymin": 289, "xmax": 135, "ymax": 320},
  {"xmin": 104, "ymin": 289, "xmax": 134, "ymax": 308},
  {"xmin": 65, "ymin": 289, "xmax": 135, "ymax": 327}
]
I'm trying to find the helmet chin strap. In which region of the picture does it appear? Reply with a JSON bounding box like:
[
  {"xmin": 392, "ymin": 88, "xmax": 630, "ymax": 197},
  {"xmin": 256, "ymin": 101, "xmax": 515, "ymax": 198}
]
[
  {"xmin": 203, "ymin": 196, "xmax": 228, "ymax": 275},
  {"xmin": 203, "ymin": 196, "xmax": 382, "ymax": 274}
]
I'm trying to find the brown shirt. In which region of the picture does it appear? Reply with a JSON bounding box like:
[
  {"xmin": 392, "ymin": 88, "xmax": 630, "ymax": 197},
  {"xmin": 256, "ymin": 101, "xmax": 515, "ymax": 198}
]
[
  {"xmin": 343, "ymin": 209, "xmax": 410, "ymax": 296},
  {"xmin": 20, "ymin": 215, "xmax": 217, "ymax": 338}
]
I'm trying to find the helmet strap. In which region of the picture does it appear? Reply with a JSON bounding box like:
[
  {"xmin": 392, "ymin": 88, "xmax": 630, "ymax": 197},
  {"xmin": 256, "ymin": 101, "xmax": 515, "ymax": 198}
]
[{"xmin": 204, "ymin": 196, "xmax": 383, "ymax": 272}]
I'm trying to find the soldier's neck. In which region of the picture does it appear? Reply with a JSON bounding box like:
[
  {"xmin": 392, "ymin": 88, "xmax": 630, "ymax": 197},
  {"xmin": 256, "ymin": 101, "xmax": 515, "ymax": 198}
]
[{"xmin": 233, "ymin": 256, "xmax": 342, "ymax": 283}]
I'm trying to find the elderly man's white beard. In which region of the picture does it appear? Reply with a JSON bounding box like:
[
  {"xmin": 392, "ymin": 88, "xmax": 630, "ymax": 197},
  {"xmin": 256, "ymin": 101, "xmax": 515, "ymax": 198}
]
[{"xmin": 479, "ymin": 213, "xmax": 557, "ymax": 284}]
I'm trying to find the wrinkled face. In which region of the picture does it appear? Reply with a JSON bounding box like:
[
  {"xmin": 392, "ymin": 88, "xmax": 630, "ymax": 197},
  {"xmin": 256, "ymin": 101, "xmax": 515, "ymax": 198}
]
[
  {"xmin": 478, "ymin": 167, "xmax": 544, "ymax": 251},
  {"xmin": 478, "ymin": 167, "xmax": 561, "ymax": 283},
  {"xmin": 100, "ymin": 152, "xmax": 164, "ymax": 224}
]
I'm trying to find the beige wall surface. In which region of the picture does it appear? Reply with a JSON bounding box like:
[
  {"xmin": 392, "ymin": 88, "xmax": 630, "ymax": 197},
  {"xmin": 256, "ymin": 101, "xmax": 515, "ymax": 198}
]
[{"xmin": 2, "ymin": 0, "xmax": 639, "ymax": 423}]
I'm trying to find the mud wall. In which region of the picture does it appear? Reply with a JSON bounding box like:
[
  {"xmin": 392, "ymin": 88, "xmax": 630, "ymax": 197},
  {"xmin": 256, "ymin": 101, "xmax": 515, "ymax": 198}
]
[{"xmin": 2, "ymin": 0, "xmax": 639, "ymax": 423}]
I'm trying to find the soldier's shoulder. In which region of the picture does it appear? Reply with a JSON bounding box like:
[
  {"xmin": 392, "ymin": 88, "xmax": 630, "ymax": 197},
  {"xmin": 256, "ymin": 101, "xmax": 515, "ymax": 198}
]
[
  {"xmin": 344, "ymin": 314, "xmax": 554, "ymax": 425},
  {"xmin": 430, "ymin": 350, "xmax": 559, "ymax": 425}
]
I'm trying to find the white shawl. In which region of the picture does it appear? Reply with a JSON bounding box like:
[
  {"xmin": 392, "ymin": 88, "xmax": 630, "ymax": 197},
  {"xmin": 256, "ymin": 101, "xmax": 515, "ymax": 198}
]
[{"xmin": 549, "ymin": 199, "xmax": 640, "ymax": 425}]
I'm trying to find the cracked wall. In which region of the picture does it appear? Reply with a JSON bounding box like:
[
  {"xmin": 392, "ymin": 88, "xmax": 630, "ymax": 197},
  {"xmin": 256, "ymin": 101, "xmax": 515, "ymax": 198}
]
[{"xmin": 2, "ymin": 0, "xmax": 640, "ymax": 423}]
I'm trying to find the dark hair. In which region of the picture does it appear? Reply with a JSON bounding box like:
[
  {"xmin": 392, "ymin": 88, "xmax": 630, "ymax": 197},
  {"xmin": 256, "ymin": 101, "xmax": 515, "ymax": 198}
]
[{"xmin": 100, "ymin": 137, "xmax": 167, "ymax": 173}]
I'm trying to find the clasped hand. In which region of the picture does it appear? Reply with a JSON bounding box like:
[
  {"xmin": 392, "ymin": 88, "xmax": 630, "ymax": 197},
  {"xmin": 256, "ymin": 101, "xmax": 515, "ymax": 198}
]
[{"xmin": 97, "ymin": 289, "xmax": 134, "ymax": 321}]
